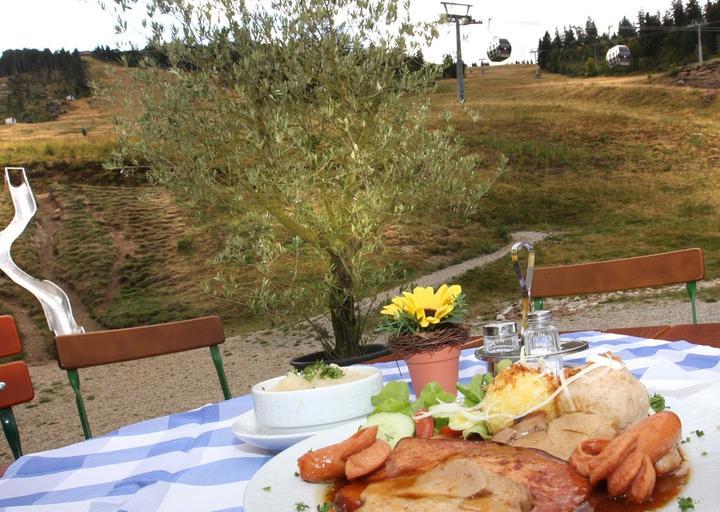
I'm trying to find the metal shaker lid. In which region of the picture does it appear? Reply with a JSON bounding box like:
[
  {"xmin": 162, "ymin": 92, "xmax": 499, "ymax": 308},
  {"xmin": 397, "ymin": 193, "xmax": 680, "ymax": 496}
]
[
  {"xmin": 483, "ymin": 321, "xmax": 518, "ymax": 337},
  {"xmin": 527, "ymin": 310, "xmax": 553, "ymax": 325}
]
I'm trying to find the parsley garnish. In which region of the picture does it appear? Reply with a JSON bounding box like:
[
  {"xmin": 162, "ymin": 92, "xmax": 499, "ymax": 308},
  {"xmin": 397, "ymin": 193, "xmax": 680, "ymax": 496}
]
[
  {"xmin": 316, "ymin": 503, "xmax": 332, "ymax": 512},
  {"xmin": 693, "ymin": 429, "xmax": 705, "ymax": 438},
  {"xmin": 650, "ymin": 393, "xmax": 667, "ymax": 413},
  {"xmin": 262, "ymin": 485, "xmax": 271, "ymax": 492},
  {"xmin": 297, "ymin": 361, "xmax": 344, "ymax": 381},
  {"xmin": 295, "ymin": 502, "xmax": 310, "ymax": 511},
  {"xmin": 677, "ymin": 496, "xmax": 695, "ymax": 511},
  {"xmin": 294, "ymin": 471, "xmax": 300, "ymax": 477},
  {"xmin": 702, "ymin": 451, "xmax": 708, "ymax": 456}
]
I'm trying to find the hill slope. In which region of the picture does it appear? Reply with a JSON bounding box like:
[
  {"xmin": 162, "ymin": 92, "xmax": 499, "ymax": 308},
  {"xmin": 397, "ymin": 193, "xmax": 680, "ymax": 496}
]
[{"xmin": 0, "ymin": 60, "xmax": 719, "ymax": 362}]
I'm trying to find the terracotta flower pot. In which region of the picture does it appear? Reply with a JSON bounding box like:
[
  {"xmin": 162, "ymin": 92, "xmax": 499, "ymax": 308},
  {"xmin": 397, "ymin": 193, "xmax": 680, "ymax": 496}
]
[{"xmin": 405, "ymin": 344, "xmax": 461, "ymax": 395}]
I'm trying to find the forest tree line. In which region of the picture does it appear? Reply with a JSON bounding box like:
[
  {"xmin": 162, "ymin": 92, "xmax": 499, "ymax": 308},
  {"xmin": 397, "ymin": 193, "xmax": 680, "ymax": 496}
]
[
  {"xmin": 537, "ymin": 0, "xmax": 720, "ymax": 75},
  {"xmin": 0, "ymin": 48, "xmax": 89, "ymax": 122},
  {"xmin": 91, "ymin": 45, "xmax": 170, "ymax": 68}
]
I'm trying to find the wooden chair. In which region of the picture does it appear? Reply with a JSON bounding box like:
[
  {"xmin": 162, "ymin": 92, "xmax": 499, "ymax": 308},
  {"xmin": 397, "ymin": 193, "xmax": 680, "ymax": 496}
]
[
  {"xmin": 54, "ymin": 316, "xmax": 231, "ymax": 439},
  {"xmin": 532, "ymin": 248, "xmax": 705, "ymax": 326},
  {"xmin": 0, "ymin": 316, "xmax": 35, "ymax": 460}
]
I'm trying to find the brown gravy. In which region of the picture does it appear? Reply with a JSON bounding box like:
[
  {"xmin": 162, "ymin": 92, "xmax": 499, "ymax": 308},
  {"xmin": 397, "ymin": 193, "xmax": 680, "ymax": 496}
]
[
  {"xmin": 327, "ymin": 472, "xmax": 688, "ymax": 511},
  {"xmin": 587, "ymin": 472, "xmax": 688, "ymax": 511}
]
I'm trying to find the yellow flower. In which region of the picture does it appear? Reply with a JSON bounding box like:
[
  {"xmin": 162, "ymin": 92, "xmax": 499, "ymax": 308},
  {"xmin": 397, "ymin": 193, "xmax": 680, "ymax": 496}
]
[
  {"xmin": 408, "ymin": 285, "xmax": 461, "ymax": 327},
  {"xmin": 380, "ymin": 304, "xmax": 401, "ymax": 317},
  {"xmin": 381, "ymin": 284, "xmax": 463, "ymax": 329}
]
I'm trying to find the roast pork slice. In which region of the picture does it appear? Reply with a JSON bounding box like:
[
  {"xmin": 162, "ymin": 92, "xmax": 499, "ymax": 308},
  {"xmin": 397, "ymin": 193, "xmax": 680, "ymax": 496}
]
[
  {"xmin": 358, "ymin": 456, "xmax": 532, "ymax": 511},
  {"xmin": 364, "ymin": 437, "xmax": 592, "ymax": 512}
]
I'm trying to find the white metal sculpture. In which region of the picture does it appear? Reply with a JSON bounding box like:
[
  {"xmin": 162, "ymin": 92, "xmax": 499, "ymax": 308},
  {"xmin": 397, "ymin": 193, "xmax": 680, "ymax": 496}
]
[{"xmin": 0, "ymin": 167, "xmax": 83, "ymax": 335}]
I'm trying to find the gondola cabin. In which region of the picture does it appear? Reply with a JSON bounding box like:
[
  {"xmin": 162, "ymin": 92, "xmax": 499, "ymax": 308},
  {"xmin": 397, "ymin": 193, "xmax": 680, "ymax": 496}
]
[
  {"xmin": 606, "ymin": 45, "xmax": 631, "ymax": 67},
  {"xmin": 487, "ymin": 38, "xmax": 512, "ymax": 62}
]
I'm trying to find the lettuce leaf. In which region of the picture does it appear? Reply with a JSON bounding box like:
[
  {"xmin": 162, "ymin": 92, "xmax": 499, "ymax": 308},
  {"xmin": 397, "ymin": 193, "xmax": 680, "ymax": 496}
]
[
  {"xmin": 462, "ymin": 422, "xmax": 492, "ymax": 440},
  {"xmin": 456, "ymin": 373, "xmax": 493, "ymax": 407},
  {"xmin": 371, "ymin": 381, "xmax": 412, "ymax": 415},
  {"xmin": 417, "ymin": 382, "xmax": 456, "ymax": 409},
  {"xmin": 371, "ymin": 380, "xmax": 457, "ymax": 417}
]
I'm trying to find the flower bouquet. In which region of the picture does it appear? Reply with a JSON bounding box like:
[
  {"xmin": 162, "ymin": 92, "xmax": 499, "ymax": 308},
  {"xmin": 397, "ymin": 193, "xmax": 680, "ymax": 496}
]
[{"xmin": 380, "ymin": 284, "xmax": 470, "ymax": 393}]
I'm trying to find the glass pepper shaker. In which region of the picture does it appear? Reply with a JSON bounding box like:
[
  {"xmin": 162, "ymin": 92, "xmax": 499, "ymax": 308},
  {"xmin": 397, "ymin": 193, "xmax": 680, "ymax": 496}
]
[{"xmin": 522, "ymin": 310, "xmax": 561, "ymax": 356}]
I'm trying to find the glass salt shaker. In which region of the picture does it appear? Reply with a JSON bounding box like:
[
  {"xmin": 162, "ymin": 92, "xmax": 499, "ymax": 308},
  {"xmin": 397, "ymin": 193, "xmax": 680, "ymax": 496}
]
[
  {"xmin": 482, "ymin": 321, "xmax": 520, "ymax": 355},
  {"xmin": 523, "ymin": 310, "xmax": 561, "ymax": 361},
  {"xmin": 522, "ymin": 310, "xmax": 562, "ymax": 374}
]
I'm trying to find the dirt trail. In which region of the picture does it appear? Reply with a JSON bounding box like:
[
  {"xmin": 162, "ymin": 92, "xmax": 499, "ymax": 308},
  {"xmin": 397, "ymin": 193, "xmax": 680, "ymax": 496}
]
[{"xmin": 33, "ymin": 191, "xmax": 101, "ymax": 334}]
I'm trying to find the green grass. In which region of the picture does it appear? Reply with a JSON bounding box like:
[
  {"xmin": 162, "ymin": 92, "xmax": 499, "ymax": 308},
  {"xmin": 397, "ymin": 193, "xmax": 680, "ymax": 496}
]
[
  {"xmin": 2, "ymin": 63, "xmax": 720, "ymax": 355},
  {"xmin": 52, "ymin": 184, "xmax": 116, "ymax": 313},
  {"xmin": 440, "ymin": 66, "xmax": 720, "ymax": 315}
]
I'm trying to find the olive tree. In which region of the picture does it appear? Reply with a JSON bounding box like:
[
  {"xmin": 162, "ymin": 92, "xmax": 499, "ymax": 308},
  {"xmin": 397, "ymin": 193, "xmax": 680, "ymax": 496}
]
[{"xmin": 107, "ymin": 0, "xmax": 505, "ymax": 357}]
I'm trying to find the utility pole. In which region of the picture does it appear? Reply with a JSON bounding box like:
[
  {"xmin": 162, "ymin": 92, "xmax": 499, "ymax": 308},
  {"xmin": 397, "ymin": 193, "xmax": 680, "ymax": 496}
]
[
  {"xmin": 441, "ymin": 2, "xmax": 482, "ymax": 103},
  {"xmin": 688, "ymin": 19, "xmax": 707, "ymax": 63},
  {"xmin": 529, "ymin": 48, "xmax": 540, "ymax": 78}
]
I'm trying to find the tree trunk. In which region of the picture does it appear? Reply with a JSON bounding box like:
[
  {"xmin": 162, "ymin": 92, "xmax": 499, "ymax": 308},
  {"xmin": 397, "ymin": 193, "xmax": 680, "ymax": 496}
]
[{"xmin": 328, "ymin": 253, "xmax": 360, "ymax": 358}]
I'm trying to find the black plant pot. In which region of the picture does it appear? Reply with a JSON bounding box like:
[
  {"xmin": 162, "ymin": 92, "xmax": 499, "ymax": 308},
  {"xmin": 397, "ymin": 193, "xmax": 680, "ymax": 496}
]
[{"xmin": 289, "ymin": 344, "xmax": 391, "ymax": 370}]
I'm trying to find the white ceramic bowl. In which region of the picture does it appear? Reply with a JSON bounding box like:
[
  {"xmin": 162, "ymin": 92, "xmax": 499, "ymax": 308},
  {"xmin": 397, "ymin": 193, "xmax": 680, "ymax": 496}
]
[{"xmin": 251, "ymin": 366, "xmax": 383, "ymax": 429}]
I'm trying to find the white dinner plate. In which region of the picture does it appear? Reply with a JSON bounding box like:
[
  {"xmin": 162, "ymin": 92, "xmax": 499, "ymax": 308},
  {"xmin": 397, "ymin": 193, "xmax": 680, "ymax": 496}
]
[
  {"xmin": 243, "ymin": 399, "xmax": 720, "ymax": 511},
  {"xmin": 231, "ymin": 410, "xmax": 366, "ymax": 452}
]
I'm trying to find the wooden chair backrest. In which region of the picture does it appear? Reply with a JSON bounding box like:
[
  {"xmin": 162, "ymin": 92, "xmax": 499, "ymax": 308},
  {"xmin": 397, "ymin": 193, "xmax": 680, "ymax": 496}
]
[
  {"xmin": 0, "ymin": 315, "xmax": 21, "ymax": 358},
  {"xmin": 0, "ymin": 361, "xmax": 34, "ymax": 408},
  {"xmin": 55, "ymin": 316, "xmax": 225, "ymax": 370},
  {"xmin": 532, "ymin": 248, "xmax": 704, "ymax": 299}
]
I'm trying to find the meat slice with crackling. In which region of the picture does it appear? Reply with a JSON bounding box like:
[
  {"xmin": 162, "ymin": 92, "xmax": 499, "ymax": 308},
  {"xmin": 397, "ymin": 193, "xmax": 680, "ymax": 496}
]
[
  {"xmin": 336, "ymin": 437, "xmax": 592, "ymax": 512},
  {"xmin": 358, "ymin": 456, "xmax": 533, "ymax": 511}
]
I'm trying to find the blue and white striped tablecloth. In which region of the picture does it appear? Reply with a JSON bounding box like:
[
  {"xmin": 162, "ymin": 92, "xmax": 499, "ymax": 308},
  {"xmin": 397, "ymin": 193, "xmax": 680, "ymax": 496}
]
[{"xmin": 2, "ymin": 331, "xmax": 720, "ymax": 511}]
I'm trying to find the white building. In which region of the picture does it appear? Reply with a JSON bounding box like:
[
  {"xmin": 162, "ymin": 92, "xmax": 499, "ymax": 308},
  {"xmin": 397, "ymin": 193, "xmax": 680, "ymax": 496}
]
[
  {"xmin": 4, "ymin": 117, "xmax": 16, "ymax": 125},
  {"xmin": 65, "ymin": 95, "xmax": 76, "ymax": 101}
]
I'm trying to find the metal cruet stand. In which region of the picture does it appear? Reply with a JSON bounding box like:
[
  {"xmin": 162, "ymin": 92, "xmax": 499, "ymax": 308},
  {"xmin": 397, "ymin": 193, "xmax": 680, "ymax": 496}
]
[{"xmin": 475, "ymin": 241, "xmax": 587, "ymax": 372}]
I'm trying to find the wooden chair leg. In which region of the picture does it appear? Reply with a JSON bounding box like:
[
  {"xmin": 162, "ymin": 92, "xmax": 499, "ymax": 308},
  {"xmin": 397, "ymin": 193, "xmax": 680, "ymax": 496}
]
[
  {"xmin": 67, "ymin": 370, "xmax": 92, "ymax": 439},
  {"xmin": 209, "ymin": 345, "xmax": 231, "ymax": 400},
  {"xmin": 0, "ymin": 407, "xmax": 22, "ymax": 460},
  {"xmin": 686, "ymin": 281, "xmax": 698, "ymax": 324}
]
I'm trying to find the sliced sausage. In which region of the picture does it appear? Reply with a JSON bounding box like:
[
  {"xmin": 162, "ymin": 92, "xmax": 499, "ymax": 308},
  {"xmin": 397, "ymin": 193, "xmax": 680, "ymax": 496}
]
[
  {"xmin": 345, "ymin": 439, "xmax": 392, "ymax": 480},
  {"xmin": 298, "ymin": 426, "xmax": 378, "ymax": 482}
]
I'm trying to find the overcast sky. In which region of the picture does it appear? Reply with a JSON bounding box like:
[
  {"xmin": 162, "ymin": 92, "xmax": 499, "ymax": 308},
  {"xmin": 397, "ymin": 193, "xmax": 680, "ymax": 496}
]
[{"xmin": 1, "ymin": 0, "xmax": 674, "ymax": 63}]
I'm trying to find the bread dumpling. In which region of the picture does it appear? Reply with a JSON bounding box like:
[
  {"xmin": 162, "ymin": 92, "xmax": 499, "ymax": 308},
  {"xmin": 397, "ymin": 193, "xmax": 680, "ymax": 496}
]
[{"xmin": 558, "ymin": 361, "xmax": 648, "ymax": 431}]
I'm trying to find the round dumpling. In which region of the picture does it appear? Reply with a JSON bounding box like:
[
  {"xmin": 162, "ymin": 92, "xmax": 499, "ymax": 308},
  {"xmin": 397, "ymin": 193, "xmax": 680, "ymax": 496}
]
[{"xmin": 558, "ymin": 363, "xmax": 648, "ymax": 431}]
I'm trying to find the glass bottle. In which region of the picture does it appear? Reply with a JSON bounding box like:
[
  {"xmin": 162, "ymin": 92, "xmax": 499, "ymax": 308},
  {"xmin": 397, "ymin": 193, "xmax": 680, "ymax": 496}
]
[
  {"xmin": 482, "ymin": 321, "xmax": 520, "ymax": 355},
  {"xmin": 522, "ymin": 310, "xmax": 561, "ymax": 356}
]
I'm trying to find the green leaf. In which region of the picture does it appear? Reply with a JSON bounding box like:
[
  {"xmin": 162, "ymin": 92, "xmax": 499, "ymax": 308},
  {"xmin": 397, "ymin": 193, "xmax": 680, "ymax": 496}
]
[
  {"xmin": 418, "ymin": 381, "xmax": 455, "ymax": 408},
  {"xmin": 462, "ymin": 422, "xmax": 491, "ymax": 440},
  {"xmin": 495, "ymin": 359, "xmax": 512, "ymax": 374},
  {"xmin": 650, "ymin": 393, "xmax": 666, "ymax": 413},
  {"xmin": 433, "ymin": 416, "xmax": 450, "ymax": 429},
  {"xmin": 456, "ymin": 373, "xmax": 489, "ymax": 407},
  {"xmin": 371, "ymin": 381, "xmax": 412, "ymax": 415},
  {"xmin": 677, "ymin": 496, "xmax": 695, "ymax": 511}
]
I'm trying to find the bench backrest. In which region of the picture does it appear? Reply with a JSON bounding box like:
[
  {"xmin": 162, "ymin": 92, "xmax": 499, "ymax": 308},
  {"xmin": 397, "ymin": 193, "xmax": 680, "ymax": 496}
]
[
  {"xmin": 532, "ymin": 248, "xmax": 704, "ymax": 298},
  {"xmin": 55, "ymin": 316, "xmax": 225, "ymax": 370}
]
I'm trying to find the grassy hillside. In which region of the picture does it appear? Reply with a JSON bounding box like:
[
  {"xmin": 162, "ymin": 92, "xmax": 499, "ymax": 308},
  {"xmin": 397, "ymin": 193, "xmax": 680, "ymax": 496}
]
[
  {"xmin": 0, "ymin": 59, "xmax": 719, "ymax": 361},
  {"xmin": 442, "ymin": 67, "xmax": 720, "ymax": 315}
]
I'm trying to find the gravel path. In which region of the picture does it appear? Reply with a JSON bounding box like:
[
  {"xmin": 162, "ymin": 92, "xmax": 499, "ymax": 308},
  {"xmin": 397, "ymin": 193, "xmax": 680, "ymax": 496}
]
[{"xmin": 3, "ymin": 240, "xmax": 719, "ymax": 466}]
